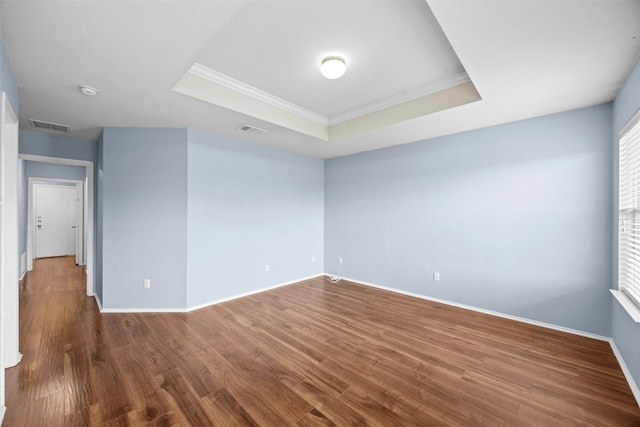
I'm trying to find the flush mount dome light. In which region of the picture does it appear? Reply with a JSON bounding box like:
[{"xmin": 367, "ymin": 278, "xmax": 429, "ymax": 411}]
[
  {"xmin": 320, "ymin": 56, "xmax": 346, "ymax": 79},
  {"xmin": 78, "ymin": 85, "xmax": 99, "ymax": 96}
]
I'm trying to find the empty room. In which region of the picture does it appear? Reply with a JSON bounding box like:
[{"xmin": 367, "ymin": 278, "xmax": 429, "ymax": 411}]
[{"xmin": 1, "ymin": 0, "xmax": 640, "ymax": 425}]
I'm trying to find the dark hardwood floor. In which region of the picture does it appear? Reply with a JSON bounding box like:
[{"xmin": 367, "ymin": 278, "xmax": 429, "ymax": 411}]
[{"xmin": 4, "ymin": 256, "xmax": 640, "ymax": 426}]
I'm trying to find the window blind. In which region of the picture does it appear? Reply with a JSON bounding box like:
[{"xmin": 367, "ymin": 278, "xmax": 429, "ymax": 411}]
[{"xmin": 619, "ymin": 111, "xmax": 640, "ymax": 307}]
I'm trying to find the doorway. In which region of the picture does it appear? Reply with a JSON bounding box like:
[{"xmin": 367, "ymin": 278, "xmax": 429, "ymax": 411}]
[
  {"xmin": 20, "ymin": 154, "xmax": 94, "ymax": 297},
  {"xmin": 33, "ymin": 182, "xmax": 82, "ymax": 261}
]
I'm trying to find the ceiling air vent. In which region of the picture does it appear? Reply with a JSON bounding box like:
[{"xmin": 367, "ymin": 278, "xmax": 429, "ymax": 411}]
[
  {"xmin": 29, "ymin": 119, "xmax": 70, "ymax": 133},
  {"xmin": 237, "ymin": 124, "xmax": 268, "ymax": 135}
]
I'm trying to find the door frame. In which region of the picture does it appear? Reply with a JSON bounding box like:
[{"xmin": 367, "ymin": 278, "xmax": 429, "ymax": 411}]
[
  {"xmin": 20, "ymin": 154, "xmax": 94, "ymax": 297},
  {"xmin": 0, "ymin": 92, "xmax": 20, "ymax": 416},
  {"xmin": 30, "ymin": 179, "xmax": 84, "ymax": 263}
]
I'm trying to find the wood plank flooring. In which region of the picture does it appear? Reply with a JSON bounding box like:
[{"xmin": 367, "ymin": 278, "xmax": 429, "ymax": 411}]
[{"xmin": 4, "ymin": 256, "xmax": 640, "ymax": 426}]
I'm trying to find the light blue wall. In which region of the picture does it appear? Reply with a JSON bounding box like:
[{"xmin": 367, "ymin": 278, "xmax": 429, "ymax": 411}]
[
  {"xmin": 186, "ymin": 129, "xmax": 324, "ymax": 308},
  {"xmin": 25, "ymin": 161, "xmax": 86, "ymax": 181},
  {"xmin": 100, "ymin": 128, "xmax": 188, "ymax": 309},
  {"xmin": 612, "ymin": 57, "xmax": 640, "ymax": 390},
  {"xmin": 19, "ymin": 130, "xmax": 96, "ymax": 162},
  {"xmin": 325, "ymin": 104, "xmax": 613, "ymax": 336},
  {"xmin": 97, "ymin": 127, "xmax": 323, "ymax": 310}
]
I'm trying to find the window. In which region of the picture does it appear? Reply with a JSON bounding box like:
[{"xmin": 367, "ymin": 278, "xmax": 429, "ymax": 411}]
[{"xmin": 619, "ymin": 110, "xmax": 640, "ymax": 311}]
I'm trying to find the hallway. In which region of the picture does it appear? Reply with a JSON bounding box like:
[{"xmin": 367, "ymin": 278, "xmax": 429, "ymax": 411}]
[{"xmin": 4, "ymin": 256, "xmax": 100, "ymax": 425}]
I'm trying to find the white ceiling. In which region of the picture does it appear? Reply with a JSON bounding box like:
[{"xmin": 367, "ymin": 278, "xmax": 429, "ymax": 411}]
[
  {"xmin": 1, "ymin": 0, "xmax": 639, "ymax": 159},
  {"xmin": 194, "ymin": 0, "xmax": 464, "ymax": 118}
]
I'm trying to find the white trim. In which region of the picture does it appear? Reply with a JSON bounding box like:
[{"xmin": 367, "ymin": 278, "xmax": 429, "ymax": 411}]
[
  {"xmin": 97, "ymin": 274, "xmax": 324, "ymax": 313},
  {"xmin": 609, "ymin": 338, "xmax": 640, "ymax": 406},
  {"xmin": 91, "ymin": 271, "xmax": 640, "ymax": 408},
  {"xmin": 619, "ymin": 107, "xmax": 640, "ymax": 138},
  {"xmin": 189, "ymin": 63, "xmax": 329, "ymax": 126},
  {"xmin": 0, "ymin": 406, "xmax": 5, "ymax": 425},
  {"xmin": 75, "ymin": 181, "xmax": 82, "ymax": 265},
  {"xmin": 328, "ymin": 72, "xmax": 470, "ymax": 126},
  {"xmin": 332, "ymin": 275, "xmax": 640, "ymax": 406},
  {"xmin": 19, "ymin": 154, "xmax": 94, "ymax": 297},
  {"xmin": 189, "ymin": 63, "xmax": 470, "ymax": 129},
  {"xmin": 336, "ymin": 275, "xmax": 610, "ymax": 342},
  {"xmin": 611, "ymin": 289, "xmax": 640, "ymax": 323},
  {"xmin": 1, "ymin": 92, "xmax": 22, "ymax": 374},
  {"xmin": 186, "ymin": 274, "xmax": 323, "ymax": 312},
  {"xmin": 93, "ymin": 294, "xmax": 103, "ymax": 312},
  {"xmin": 100, "ymin": 307, "xmax": 186, "ymax": 314},
  {"xmin": 19, "ymin": 252, "xmax": 26, "ymax": 279}
]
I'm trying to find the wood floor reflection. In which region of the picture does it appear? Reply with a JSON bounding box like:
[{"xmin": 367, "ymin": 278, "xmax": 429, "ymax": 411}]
[{"xmin": 3, "ymin": 256, "xmax": 640, "ymax": 425}]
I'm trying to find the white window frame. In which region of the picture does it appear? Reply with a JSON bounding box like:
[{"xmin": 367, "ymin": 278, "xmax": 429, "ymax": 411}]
[{"xmin": 613, "ymin": 108, "xmax": 640, "ymax": 323}]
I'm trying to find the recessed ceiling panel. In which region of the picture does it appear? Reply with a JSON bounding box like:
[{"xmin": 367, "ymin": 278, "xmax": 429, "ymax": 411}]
[{"xmin": 193, "ymin": 0, "xmax": 466, "ymax": 120}]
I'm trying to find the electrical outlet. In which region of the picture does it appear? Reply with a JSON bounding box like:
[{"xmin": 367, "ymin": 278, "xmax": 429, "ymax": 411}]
[
  {"xmin": 143, "ymin": 279, "xmax": 151, "ymax": 288},
  {"xmin": 339, "ymin": 257, "xmax": 343, "ymax": 264},
  {"xmin": 265, "ymin": 264, "xmax": 270, "ymax": 273},
  {"xmin": 433, "ymin": 272, "xmax": 440, "ymax": 281},
  {"xmin": 311, "ymin": 255, "xmax": 316, "ymax": 263}
]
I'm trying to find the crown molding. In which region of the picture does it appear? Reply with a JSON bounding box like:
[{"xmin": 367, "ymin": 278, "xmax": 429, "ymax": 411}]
[
  {"xmin": 327, "ymin": 72, "xmax": 471, "ymax": 126},
  {"xmin": 187, "ymin": 63, "xmax": 472, "ymax": 137},
  {"xmin": 189, "ymin": 63, "xmax": 329, "ymax": 126}
]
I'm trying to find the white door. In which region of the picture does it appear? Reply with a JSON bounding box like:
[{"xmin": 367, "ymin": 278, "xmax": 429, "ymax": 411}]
[{"xmin": 35, "ymin": 185, "xmax": 78, "ymax": 258}]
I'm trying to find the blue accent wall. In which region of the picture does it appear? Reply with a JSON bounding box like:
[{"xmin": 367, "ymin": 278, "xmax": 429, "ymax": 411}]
[
  {"xmin": 612, "ymin": 57, "xmax": 640, "ymax": 391},
  {"xmin": 100, "ymin": 128, "xmax": 188, "ymax": 309},
  {"xmin": 325, "ymin": 104, "xmax": 613, "ymax": 336},
  {"xmin": 186, "ymin": 129, "xmax": 324, "ymax": 308}
]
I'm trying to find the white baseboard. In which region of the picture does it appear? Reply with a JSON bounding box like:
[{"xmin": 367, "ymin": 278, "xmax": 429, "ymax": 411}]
[
  {"xmin": 97, "ymin": 274, "xmax": 324, "ymax": 313},
  {"xmin": 0, "ymin": 406, "xmax": 6, "ymax": 425},
  {"xmin": 5, "ymin": 352, "xmax": 22, "ymax": 369},
  {"xmin": 609, "ymin": 339, "xmax": 640, "ymax": 406},
  {"xmin": 93, "ymin": 294, "xmax": 103, "ymax": 312},
  {"xmin": 19, "ymin": 252, "xmax": 26, "ymax": 279},
  {"xmin": 100, "ymin": 307, "xmax": 186, "ymax": 313},
  {"xmin": 90, "ymin": 271, "xmax": 640, "ymax": 407},
  {"xmin": 334, "ymin": 274, "xmax": 610, "ymax": 341},
  {"xmin": 328, "ymin": 274, "xmax": 640, "ymax": 407},
  {"xmin": 186, "ymin": 274, "xmax": 323, "ymax": 312}
]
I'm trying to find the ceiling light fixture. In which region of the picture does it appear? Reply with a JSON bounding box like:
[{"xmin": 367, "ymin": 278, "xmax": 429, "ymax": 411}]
[
  {"xmin": 320, "ymin": 56, "xmax": 346, "ymax": 80},
  {"xmin": 78, "ymin": 85, "xmax": 99, "ymax": 96}
]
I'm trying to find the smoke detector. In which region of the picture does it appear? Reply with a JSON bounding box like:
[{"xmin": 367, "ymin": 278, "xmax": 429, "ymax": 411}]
[{"xmin": 78, "ymin": 85, "xmax": 99, "ymax": 96}]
